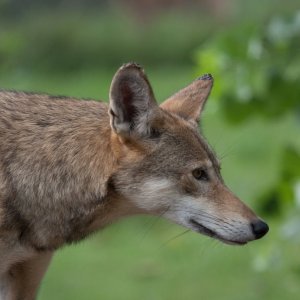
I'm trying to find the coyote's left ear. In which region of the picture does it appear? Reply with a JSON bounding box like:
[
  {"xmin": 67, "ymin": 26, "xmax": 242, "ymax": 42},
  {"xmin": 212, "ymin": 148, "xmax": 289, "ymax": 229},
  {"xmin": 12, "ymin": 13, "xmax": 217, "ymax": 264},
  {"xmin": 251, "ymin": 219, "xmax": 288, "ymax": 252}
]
[{"xmin": 160, "ymin": 74, "xmax": 213, "ymax": 124}]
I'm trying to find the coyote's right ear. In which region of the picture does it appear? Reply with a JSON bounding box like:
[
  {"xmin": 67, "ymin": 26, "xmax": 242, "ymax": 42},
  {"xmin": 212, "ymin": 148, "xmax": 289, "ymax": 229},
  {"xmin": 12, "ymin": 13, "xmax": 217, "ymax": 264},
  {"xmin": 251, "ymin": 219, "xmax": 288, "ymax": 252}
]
[
  {"xmin": 109, "ymin": 63, "xmax": 158, "ymax": 137},
  {"xmin": 160, "ymin": 74, "xmax": 213, "ymax": 124}
]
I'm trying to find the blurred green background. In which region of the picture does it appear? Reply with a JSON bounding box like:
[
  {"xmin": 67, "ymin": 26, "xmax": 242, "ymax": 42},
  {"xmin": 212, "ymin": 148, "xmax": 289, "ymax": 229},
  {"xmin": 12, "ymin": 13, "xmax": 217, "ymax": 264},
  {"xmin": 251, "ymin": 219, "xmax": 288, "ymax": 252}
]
[{"xmin": 1, "ymin": 0, "xmax": 300, "ymax": 299}]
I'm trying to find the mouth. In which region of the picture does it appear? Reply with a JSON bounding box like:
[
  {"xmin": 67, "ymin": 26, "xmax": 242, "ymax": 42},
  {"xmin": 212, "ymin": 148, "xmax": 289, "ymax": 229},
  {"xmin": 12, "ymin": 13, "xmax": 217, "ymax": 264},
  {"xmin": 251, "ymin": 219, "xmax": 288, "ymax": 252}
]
[{"xmin": 189, "ymin": 219, "xmax": 247, "ymax": 246}]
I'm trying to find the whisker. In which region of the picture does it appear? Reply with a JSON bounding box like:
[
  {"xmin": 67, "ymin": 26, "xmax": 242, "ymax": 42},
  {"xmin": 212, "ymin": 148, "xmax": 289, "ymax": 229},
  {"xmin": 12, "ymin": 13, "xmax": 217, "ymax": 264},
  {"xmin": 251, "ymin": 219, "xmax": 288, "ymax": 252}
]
[
  {"xmin": 170, "ymin": 208, "xmax": 239, "ymax": 233},
  {"xmin": 191, "ymin": 213, "xmax": 234, "ymax": 229},
  {"xmin": 158, "ymin": 229, "xmax": 190, "ymax": 250},
  {"xmin": 177, "ymin": 208, "xmax": 237, "ymax": 228},
  {"xmin": 218, "ymin": 133, "xmax": 245, "ymax": 161},
  {"xmin": 219, "ymin": 151, "xmax": 235, "ymax": 161},
  {"xmin": 210, "ymin": 239, "xmax": 221, "ymax": 251},
  {"xmin": 138, "ymin": 206, "xmax": 170, "ymax": 244},
  {"xmin": 172, "ymin": 207, "xmax": 221, "ymax": 222}
]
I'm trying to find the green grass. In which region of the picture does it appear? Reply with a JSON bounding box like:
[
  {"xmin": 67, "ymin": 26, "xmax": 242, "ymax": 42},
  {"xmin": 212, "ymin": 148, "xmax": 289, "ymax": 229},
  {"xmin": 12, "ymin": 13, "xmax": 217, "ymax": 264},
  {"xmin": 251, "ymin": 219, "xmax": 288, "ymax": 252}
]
[{"xmin": 1, "ymin": 67, "xmax": 300, "ymax": 300}]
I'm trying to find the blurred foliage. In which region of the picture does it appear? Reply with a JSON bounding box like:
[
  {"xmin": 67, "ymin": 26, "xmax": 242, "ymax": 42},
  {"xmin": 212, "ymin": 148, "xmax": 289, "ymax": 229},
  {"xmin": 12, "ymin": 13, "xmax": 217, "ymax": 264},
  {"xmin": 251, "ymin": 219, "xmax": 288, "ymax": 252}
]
[
  {"xmin": 259, "ymin": 147, "xmax": 300, "ymax": 216},
  {"xmin": 196, "ymin": 11, "xmax": 300, "ymax": 220},
  {"xmin": 196, "ymin": 11, "xmax": 300, "ymax": 122}
]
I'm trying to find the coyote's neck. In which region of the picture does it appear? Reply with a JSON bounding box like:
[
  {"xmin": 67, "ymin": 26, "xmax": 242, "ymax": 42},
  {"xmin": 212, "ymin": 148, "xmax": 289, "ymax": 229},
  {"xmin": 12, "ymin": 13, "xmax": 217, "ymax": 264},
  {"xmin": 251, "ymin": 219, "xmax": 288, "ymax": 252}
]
[{"xmin": 84, "ymin": 131, "xmax": 144, "ymax": 231}]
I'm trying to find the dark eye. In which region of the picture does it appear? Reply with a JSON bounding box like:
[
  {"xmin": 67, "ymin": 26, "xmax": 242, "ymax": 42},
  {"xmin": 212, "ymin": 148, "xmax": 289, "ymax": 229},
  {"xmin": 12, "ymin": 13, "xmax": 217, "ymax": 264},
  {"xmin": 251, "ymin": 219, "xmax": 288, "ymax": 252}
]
[{"xmin": 192, "ymin": 168, "xmax": 209, "ymax": 181}]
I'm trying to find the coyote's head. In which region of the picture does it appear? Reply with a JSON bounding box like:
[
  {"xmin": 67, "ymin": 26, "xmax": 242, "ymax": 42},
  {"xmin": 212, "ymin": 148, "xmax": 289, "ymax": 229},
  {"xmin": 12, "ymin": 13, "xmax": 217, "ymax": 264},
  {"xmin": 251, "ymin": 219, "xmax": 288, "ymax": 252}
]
[{"xmin": 109, "ymin": 63, "xmax": 268, "ymax": 245}]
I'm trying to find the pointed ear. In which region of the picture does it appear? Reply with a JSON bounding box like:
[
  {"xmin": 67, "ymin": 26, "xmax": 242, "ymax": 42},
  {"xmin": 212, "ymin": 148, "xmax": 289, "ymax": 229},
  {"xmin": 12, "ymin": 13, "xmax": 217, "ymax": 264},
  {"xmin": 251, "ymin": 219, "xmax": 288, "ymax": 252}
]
[
  {"xmin": 109, "ymin": 63, "xmax": 158, "ymax": 137},
  {"xmin": 160, "ymin": 74, "xmax": 213, "ymax": 124}
]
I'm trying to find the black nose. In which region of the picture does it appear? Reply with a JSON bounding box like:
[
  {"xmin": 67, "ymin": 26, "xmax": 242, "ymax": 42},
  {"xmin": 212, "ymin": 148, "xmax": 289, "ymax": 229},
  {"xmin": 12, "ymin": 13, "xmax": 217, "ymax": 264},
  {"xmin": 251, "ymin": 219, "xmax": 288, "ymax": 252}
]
[{"xmin": 251, "ymin": 220, "xmax": 269, "ymax": 239}]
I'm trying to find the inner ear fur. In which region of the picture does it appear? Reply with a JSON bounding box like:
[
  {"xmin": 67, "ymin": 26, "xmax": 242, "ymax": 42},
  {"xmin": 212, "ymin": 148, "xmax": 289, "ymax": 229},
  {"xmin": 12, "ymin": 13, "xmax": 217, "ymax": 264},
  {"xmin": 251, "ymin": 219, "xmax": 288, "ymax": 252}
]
[{"xmin": 160, "ymin": 74, "xmax": 213, "ymax": 124}]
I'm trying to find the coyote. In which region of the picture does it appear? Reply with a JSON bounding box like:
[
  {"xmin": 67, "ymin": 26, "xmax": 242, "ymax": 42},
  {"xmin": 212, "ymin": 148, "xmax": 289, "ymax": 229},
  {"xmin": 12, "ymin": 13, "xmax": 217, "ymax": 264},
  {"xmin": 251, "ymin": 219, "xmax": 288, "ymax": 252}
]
[{"xmin": 0, "ymin": 63, "xmax": 268, "ymax": 299}]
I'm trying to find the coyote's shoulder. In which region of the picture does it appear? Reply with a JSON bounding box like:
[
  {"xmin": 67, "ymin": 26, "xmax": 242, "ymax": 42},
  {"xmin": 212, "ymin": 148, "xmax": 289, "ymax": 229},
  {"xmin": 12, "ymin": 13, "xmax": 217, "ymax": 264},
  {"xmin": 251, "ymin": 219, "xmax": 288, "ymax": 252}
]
[{"xmin": 0, "ymin": 90, "xmax": 118, "ymax": 250}]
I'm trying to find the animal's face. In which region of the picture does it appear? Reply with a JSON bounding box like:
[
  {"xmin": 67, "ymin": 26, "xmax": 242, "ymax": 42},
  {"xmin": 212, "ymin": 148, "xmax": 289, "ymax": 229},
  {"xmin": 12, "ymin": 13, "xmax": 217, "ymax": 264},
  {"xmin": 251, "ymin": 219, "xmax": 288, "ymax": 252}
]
[{"xmin": 109, "ymin": 63, "xmax": 269, "ymax": 245}]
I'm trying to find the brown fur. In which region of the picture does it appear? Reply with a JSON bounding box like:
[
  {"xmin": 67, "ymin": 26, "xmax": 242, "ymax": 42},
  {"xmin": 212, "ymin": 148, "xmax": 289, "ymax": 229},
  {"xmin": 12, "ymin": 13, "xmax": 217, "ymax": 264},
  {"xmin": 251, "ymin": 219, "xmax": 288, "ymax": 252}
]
[{"xmin": 0, "ymin": 63, "xmax": 268, "ymax": 299}]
